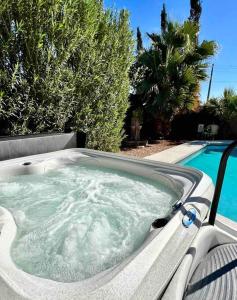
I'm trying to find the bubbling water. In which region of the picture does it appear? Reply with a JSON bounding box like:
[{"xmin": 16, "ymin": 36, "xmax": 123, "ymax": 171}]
[{"xmin": 0, "ymin": 164, "xmax": 177, "ymax": 282}]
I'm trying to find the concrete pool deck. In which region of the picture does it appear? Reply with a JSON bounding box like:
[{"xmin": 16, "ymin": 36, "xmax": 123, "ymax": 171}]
[{"xmin": 145, "ymin": 140, "xmax": 233, "ymax": 163}]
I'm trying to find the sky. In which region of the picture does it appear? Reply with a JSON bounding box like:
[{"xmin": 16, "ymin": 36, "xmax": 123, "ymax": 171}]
[{"xmin": 104, "ymin": 0, "xmax": 237, "ymax": 102}]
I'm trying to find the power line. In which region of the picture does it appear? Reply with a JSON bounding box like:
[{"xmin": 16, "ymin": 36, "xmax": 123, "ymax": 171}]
[
  {"xmin": 205, "ymin": 65, "xmax": 237, "ymax": 71},
  {"xmin": 212, "ymin": 64, "xmax": 237, "ymax": 68},
  {"xmin": 203, "ymin": 81, "xmax": 237, "ymax": 84},
  {"xmin": 212, "ymin": 81, "xmax": 237, "ymax": 83},
  {"xmin": 214, "ymin": 69, "xmax": 237, "ymax": 72}
]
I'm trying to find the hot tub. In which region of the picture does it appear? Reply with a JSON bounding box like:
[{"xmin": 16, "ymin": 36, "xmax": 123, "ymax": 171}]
[{"xmin": 0, "ymin": 149, "xmax": 214, "ymax": 300}]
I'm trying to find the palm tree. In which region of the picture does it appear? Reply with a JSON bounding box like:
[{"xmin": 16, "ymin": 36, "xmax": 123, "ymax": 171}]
[
  {"xmin": 206, "ymin": 88, "xmax": 237, "ymax": 120},
  {"xmin": 133, "ymin": 20, "xmax": 217, "ymax": 137}
]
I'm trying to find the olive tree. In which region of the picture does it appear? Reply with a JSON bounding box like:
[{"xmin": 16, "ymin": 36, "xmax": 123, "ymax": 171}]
[{"xmin": 0, "ymin": 0, "xmax": 134, "ymax": 151}]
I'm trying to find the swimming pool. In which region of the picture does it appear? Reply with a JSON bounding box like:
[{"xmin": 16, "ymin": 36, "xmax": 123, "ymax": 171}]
[{"xmin": 180, "ymin": 144, "xmax": 237, "ymax": 222}]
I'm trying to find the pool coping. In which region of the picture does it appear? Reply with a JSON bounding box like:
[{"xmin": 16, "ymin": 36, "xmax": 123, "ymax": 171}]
[
  {"xmin": 216, "ymin": 214, "xmax": 237, "ymax": 237},
  {"xmin": 145, "ymin": 140, "xmax": 234, "ymax": 164}
]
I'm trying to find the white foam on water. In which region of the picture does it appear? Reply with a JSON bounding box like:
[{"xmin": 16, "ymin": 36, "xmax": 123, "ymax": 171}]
[{"xmin": 0, "ymin": 164, "xmax": 177, "ymax": 282}]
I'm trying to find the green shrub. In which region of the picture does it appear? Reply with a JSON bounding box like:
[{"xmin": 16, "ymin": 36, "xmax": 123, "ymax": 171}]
[{"xmin": 0, "ymin": 0, "xmax": 134, "ymax": 151}]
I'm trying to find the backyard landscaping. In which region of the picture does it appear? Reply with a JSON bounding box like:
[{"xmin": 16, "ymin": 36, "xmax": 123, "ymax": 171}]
[
  {"xmin": 0, "ymin": 0, "xmax": 227, "ymax": 153},
  {"xmin": 120, "ymin": 140, "xmax": 182, "ymax": 158},
  {"xmin": 1, "ymin": 1, "xmax": 237, "ymax": 300},
  {"xmin": 1, "ymin": 0, "xmax": 237, "ymax": 152}
]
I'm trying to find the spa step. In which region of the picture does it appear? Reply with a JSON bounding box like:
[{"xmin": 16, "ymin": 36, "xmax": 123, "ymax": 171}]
[{"xmin": 184, "ymin": 243, "xmax": 237, "ymax": 300}]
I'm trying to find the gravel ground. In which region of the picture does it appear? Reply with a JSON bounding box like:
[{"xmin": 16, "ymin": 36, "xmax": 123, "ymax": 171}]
[{"xmin": 119, "ymin": 140, "xmax": 182, "ymax": 158}]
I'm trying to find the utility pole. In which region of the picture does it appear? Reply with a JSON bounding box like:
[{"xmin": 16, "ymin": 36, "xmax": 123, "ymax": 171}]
[{"xmin": 206, "ymin": 63, "xmax": 214, "ymax": 101}]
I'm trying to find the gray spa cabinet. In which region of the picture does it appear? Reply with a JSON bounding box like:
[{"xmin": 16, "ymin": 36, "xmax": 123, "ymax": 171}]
[{"xmin": 0, "ymin": 148, "xmax": 214, "ymax": 300}]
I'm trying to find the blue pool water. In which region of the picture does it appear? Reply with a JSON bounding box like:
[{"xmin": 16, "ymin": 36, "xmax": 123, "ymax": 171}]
[{"xmin": 180, "ymin": 145, "xmax": 237, "ymax": 222}]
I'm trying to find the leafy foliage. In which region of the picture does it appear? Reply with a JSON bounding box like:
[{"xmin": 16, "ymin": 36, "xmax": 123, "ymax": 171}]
[
  {"xmin": 161, "ymin": 4, "xmax": 168, "ymax": 34},
  {"xmin": 136, "ymin": 27, "xmax": 143, "ymax": 53},
  {"xmin": 0, "ymin": 0, "xmax": 134, "ymax": 151},
  {"xmin": 172, "ymin": 88, "xmax": 237, "ymax": 141},
  {"xmin": 132, "ymin": 19, "xmax": 217, "ymax": 136},
  {"xmin": 189, "ymin": 0, "xmax": 202, "ymax": 24},
  {"xmin": 206, "ymin": 88, "xmax": 237, "ymax": 120}
]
